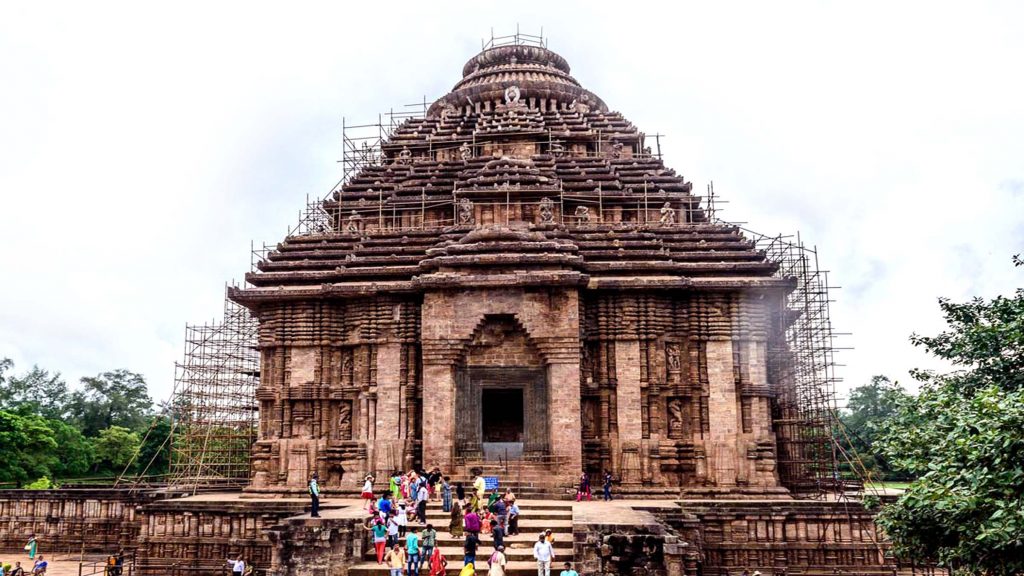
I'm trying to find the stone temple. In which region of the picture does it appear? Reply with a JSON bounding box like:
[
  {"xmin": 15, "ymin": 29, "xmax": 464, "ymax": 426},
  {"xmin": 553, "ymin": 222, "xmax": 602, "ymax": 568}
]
[
  {"xmin": 0, "ymin": 38, "xmax": 904, "ymax": 576},
  {"xmin": 234, "ymin": 42, "xmax": 800, "ymax": 497}
]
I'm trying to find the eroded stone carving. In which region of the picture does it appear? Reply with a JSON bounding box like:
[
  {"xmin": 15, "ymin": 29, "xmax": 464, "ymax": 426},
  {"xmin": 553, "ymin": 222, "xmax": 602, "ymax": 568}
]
[
  {"xmin": 574, "ymin": 205, "xmax": 591, "ymax": 224},
  {"xmin": 659, "ymin": 202, "xmax": 676, "ymax": 225},
  {"xmin": 458, "ymin": 197, "xmax": 474, "ymax": 225},
  {"xmin": 346, "ymin": 210, "xmax": 362, "ymax": 234},
  {"xmin": 539, "ymin": 197, "xmax": 555, "ymax": 223}
]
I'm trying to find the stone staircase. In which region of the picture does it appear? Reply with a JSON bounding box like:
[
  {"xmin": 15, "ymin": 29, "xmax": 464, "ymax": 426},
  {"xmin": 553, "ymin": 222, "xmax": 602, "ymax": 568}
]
[
  {"xmin": 447, "ymin": 460, "xmax": 576, "ymax": 499},
  {"xmin": 347, "ymin": 499, "xmax": 575, "ymax": 575}
]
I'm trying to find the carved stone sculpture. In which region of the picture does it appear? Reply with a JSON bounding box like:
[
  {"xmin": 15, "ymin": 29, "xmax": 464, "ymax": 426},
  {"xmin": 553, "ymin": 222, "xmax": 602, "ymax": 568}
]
[
  {"xmin": 346, "ymin": 210, "xmax": 362, "ymax": 234},
  {"xmin": 538, "ymin": 197, "xmax": 555, "ymax": 223},
  {"xmin": 458, "ymin": 197, "xmax": 474, "ymax": 225},
  {"xmin": 659, "ymin": 202, "xmax": 676, "ymax": 225},
  {"xmin": 459, "ymin": 142, "xmax": 473, "ymax": 161},
  {"xmin": 574, "ymin": 205, "xmax": 591, "ymax": 224}
]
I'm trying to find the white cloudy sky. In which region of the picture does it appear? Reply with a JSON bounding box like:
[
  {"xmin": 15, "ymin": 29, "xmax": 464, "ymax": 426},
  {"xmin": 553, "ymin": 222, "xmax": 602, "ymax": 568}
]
[{"xmin": 1, "ymin": 1, "xmax": 1021, "ymax": 405}]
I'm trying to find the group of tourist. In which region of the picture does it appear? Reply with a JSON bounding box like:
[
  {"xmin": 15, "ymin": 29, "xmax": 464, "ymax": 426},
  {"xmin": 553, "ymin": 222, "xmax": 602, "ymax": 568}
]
[{"xmin": 349, "ymin": 468, "xmax": 581, "ymax": 576}]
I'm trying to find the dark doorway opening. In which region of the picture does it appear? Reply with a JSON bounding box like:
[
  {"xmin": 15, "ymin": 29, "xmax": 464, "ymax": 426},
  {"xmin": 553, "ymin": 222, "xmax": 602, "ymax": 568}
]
[{"xmin": 482, "ymin": 388, "xmax": 524, "ymax": 443}]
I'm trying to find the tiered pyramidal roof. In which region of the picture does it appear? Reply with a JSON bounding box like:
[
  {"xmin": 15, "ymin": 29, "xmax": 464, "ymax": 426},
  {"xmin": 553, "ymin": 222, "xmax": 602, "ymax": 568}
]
[{"xmin": 233, "ymin": 43, "xmax": 788, "ymax": 304}]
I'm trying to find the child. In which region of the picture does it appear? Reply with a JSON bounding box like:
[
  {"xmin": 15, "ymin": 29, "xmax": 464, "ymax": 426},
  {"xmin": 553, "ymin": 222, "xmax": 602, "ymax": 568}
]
[
  {"xmin": 396, "ymin": 503, "xmax": 409, "ymax": 537},
  {"xmin": 362, "ymin": 474, "xmax": 375, "ymax": 511}
]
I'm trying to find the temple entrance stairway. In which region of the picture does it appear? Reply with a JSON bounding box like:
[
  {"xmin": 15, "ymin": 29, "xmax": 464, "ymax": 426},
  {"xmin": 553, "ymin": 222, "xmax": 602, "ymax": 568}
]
[{"xmin": 346, "ymin": 499, "xmax": 574, "ymax": 576}]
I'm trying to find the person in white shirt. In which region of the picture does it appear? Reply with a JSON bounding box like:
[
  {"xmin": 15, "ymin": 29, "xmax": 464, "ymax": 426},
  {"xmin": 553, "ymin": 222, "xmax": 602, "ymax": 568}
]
[
  {"xmin": 228, "ymin": 555, "xmax": 245, "ymax": 576},
  {"xmin": 416, "ymin": 483, "xmax": 430, "ymax": 523},
  {"xmin": 533, "ymin": 533, "xmax": 555, "ymax": 576}
]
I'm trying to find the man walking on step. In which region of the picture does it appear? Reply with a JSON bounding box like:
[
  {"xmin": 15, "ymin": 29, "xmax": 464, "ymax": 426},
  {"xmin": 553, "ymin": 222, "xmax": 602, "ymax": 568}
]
[{"xmin": 533, "ymin": 532, "xmax": 555, "ymax": 576}]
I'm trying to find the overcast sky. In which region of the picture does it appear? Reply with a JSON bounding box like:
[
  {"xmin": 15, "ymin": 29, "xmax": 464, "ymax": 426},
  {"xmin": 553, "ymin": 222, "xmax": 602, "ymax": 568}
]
[{"xmin": 1, "ymin": 1, "xmax": 1021, "ymax": 406}]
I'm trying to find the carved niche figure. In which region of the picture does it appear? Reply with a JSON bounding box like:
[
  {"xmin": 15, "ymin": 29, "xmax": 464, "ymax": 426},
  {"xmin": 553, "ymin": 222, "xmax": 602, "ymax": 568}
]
[
  {"xmin": 504, "ymin": 85, "xmax": 521, "ymax": 105},
  {"xmin": 346, "ymin": 210, "xmax": 362, "ymax": 234},
  {"xmin": 549, "ymin": 141, "xmax": 566, "ymax": 158},
  {"xmin": 442, "ymin": 104, "xmax": 458, "ymax": 119},
  {"xmin": 610, "ymin": 141, "xmax": 624, "ymax": 159},
  {"xmin": 397, "ymin": 147, "xmax": 413, "ymax": 165},
  {"xmin": 459, "ymin": 141, "xmax": 473, "ymax": 161},
  {"xmin": 457, "ymin": 197, "xmax": 474, "ymax": 225},
  {"xmin": 538, "ymin": 197, "xmax": 555, "ymax": 224},
  {"xmin": 668, "ymin": 398, "xmax": 684, "ymax": 438},
  {"xmin": 665, "ymin": 342, "xmax": 681, "ymax": 372},
  {"xmin": 574, "ymin": 205, "xmax": 591, "ymax": 224},
  {"xmin": 338, "ymin": 401, "xmax": 352, "ymax": 439},
  {"xmin": 659, "ymin": 202, "xmax": 676, "ymax": 225}
]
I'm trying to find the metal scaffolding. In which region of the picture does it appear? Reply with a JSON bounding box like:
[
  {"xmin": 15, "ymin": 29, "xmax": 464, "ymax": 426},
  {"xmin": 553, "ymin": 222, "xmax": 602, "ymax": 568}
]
[
  {"xmin": 740, "ymin": 228, "xmax": 844, "ymax": 497},
  {"xmin": 169, "ymin": 294, "xmax": 259, "ymax": 490}
]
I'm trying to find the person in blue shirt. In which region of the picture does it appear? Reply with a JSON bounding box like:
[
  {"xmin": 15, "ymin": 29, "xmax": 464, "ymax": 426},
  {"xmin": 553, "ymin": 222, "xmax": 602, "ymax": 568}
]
[
  {"xmin": 377, "ymin": 493, "xmax": 393, "ymax": 520},
  {"xmin": 559, "ymin": 561, "xmax": 580, "ymax": 576},
  {"xmin": 308, "ymin": 473, "xmax": 320, "ymax": 517},
  {"xmin": 406, "ymin": 527, "xmax": 421, "ymax": 576}
]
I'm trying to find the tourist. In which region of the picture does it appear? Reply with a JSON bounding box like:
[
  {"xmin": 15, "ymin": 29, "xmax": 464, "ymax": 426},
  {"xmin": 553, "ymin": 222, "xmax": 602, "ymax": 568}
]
[
  {"xmin": 479, "ymin": 508, "xmax": 493, "ymax": 535},
  {"xmin": 449, "ymin": 499, "xmax": 464, "ymax": 538},
  {"xmin": 603, "ymin": 470, "xmax": 613, "ymax": 501},
  {"xmin": 384, "ymin": 544, "xmax": 406, "ymax": 576},
  {"xmin": 464, "ymin": 506, "xmax": 481, "ymax": 535},
  {"xmin": 458, "ymin": 561, "xmax": 476, "ymax": 576},
  {"xmin": 387, "ymin": 511, "xmax": 400, "ymax": 548},
  {"xmin": 30, "ymin": 555, "xmax": 46, "ymax": 575},
  {"xmin": 493, "ymin": 496, "xmax": 507, "ymax": 531},
  {"xmin": 486, "ymin": 490, "xmax": 501, "ymax": 513},
  {"xmin": 390, "ymin": 471, "xmax": 401, "ymax": 501},
  {"xmin": 473, "ymin": 473, "xmax": 486, "ymax": 509},
  {"xmin": 361, "ymin": 474, "xmax": 375, "ymax": 511},
  {"xmin": 396, "ymin": 502, "xmax": 409, "ymax": 537},
  {"xmin": 421, "ymin": 523, "xmax": 437, "ymax": 570},
  {"xmin": 545, "ymin": 529, "xmax": 555, "ymax": 544},
  {"xmin": 416, "ymin": 481, "xmax": 430, "ymax": 524},
  {"xmin": 10, "ymin": 562, "xmax": 24, "ymax": 576},
  {"xmin": 428, "ymin": 467, "xmax": 443, "ymax": 499},
  {"xmin": 507, "ymin": 501, "xmax": 520, "ymax": 536},
  {"xmin": 487, "ymin": 545, "xmax": 507, "ymax": 576},
  {"xmin": 24, "ymin": 536, "xmax": 36, "ymax": 560},
  {"xmin": 559, "ymin": 561, "xmax": 579, "ymax": 576},
  {"xmin": 576, "ymin": 470, "xmax": 591, "ymax": 502},
  {"xmin": 378, "ymin": 492, "xmax": 393, "ymax": 520},
  {"xmin": 369, "ymin": 518, "xmax": 388, "ymax": 564},
  {"xmin": 308, "ymin": 472, "xmax": 321, "ymax": 517},
  {"xmin": 441, "ymin": 476, "xmax": 453, "ymax": 513},
  {"xmin": 455, "ymin": 481, "xmax": 466, "ymax": 503},
  {"xmin": 406, "ymin": 526, "xmax": 421, "ymax": 576},
  {"xmin": 489, "ymin": 519, "xmax": 505, "ymax": 550},
  {"xmin": 533, "ymin": 534, "xmax": 555, "ymax": 576},
  {"xmin": 463, "ymin": 531, "xmax": 480, "ymax": 568},
  {"xmin": 0, "ymin": 561, "xmax": 5, "ymax": 576},
  {"xmin": 227, "ymin": 554, "xmax": 245, "ymax": 576},
  {"xmin": 503, "ymin": 487, "xmax": 516, "ymax": 505},
  {"xmin": 427, "ymin": 545, "xmax": 447, "ymax": 576}
]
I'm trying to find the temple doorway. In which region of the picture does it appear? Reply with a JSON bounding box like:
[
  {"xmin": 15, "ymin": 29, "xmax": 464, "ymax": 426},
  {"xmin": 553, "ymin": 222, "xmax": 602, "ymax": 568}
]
[
  {"xmin": 482, "ymin": 388, "xmax": 524, "ymax": 459},
  {"xmin": 454, "ymin": 315, "xmax": 550, "ymax": 461}
]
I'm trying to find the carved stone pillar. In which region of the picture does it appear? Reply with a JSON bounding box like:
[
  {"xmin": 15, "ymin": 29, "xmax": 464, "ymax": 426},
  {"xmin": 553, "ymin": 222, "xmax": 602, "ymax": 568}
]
[
  {"xmin": 706, "ymin": 339, "xmax": 739, "ymax": 486},
  {"xmin": 374, "ymin": 342, "xmax": 403, "ymax": 477}
]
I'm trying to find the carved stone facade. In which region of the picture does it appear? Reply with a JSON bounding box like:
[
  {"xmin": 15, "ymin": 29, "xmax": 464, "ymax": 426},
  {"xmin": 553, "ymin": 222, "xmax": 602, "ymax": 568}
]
[{"xmin": 232, "ymin": 43, "xmax": 799, "ymax": 495}]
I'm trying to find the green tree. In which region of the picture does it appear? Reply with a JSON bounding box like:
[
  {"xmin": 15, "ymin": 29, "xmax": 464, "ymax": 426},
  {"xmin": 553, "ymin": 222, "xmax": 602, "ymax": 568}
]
[
  {"xmin": 46, "ymin": 419, "xmax": 94, "ymax": 478},
  {"xmin": 0, "ymin": 410, "xmax": 58, "ymax": 487},
  {"xmin": 135, "ymin": 416, "xmax": 172, "ymax": 476},
  {"xmin": 0, "ymin": 363, "xmax": 69, "ymax": 419},
  {"xmin": 68, "ymin": 370, "xmax": 153, "ymax": 437},
  {"xmin": 92, "ymin": 426, "xmax": 141, "ymax": 472},
  {"xmin": 838, "ymin": 375, "xmax": 911, "ymax": 480},
  {"xmin": 876, "ymin": 261, "xmax": 1024, "ymax": 574}
]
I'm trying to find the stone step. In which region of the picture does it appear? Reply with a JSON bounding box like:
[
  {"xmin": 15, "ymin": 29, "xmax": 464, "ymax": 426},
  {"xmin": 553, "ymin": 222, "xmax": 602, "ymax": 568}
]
[
  {"xmin": 407, "ymin": 518, "xmax": 574, "ymax": 534},
  {"xmin": 348, "ymin": 559, "xmax": 572, "ymax": 576}
]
